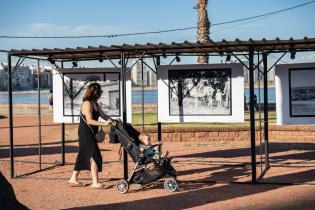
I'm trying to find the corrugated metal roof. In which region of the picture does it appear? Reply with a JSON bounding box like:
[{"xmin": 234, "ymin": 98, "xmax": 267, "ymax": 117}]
[{"xmin": 8, "ymin": 37, "xmax": 315, "ymax": 61}]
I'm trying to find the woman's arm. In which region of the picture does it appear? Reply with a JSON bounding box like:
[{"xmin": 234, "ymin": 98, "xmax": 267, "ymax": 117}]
[
  {"xmin": 96, "ymin": 103, "xmax": 122, "ymax": 122},
  {"xmin": 82, "ymin": 101, "xmax": 111, "ymax": 126},
  {"xmin": 96, "ymin": 103, "xmax": 111, "ymax": 121}
]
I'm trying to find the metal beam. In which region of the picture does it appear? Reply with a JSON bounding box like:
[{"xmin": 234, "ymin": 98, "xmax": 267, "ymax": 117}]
[
  {"xmin": 121, "ymin": 51, "xmax": 128, "ymax": 179},
  {"xmin": 267, "ymin": 52, "xmax": 286, "ymax": 73},
  {"xmin": 8, "ymin": 54, "xmax": 14, "ymax": 178},
  {"xmin": 249, "ymin": 46, "xmax": 257, "ymax": 184},
  {"xmin": 126, "ymin": 51, "xmax": 146, "ymax": 74},
  {"xmin": 37, "ymin": 59, "xmax": 42, "ymax": 170},
  {"xmin": 61, "ymin": 62, "xmax": 65, "ymax": 165},
  {"xmin": 263, "ymin": 53, "xmax": 270, "ymax": 168},
  {"xmin": 141, "ymin": 58, "xmax": 145, "ymax": 131}
]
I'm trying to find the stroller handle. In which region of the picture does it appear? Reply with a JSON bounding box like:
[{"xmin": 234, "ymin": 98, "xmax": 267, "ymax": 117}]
[{"xmin": 109, "ymin": 119, "xmax": 123, "ymax": 129}]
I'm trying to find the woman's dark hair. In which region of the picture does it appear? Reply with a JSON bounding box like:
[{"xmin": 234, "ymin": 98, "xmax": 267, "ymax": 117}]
[
  {"xmin": 49, "ymin": 89, "xmax": 53, "ymax": 93},
  {"xmin": 83, "ymin": 83, "xmax": 102, "ymax": 102}
]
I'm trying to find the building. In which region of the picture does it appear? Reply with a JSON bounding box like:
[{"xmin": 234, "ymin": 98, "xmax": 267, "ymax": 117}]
[
  {"xmin": 29, "ymin": 65, "xmax": 53, "ymax": 89},
  {"xmin": 0, "ymin": 63, "xmax": 53, "ymax": 90},
  {"xmin": 131, "ymin": 60, "xmax": 157, "ymax": 86},
  {"xmin": 149, "ymin": 69, "xmax": 157, "ymax": 86},
  {"xmin": 0, "ymin": 63, "xmax": 33, "ymax": 90},
  {"xmin": 131, "ymin": 60, "xmax": 149, "ymax": 86},
  {"xmin": 0, "ymin": 63, "xmax": 8, "ymax": 90}
]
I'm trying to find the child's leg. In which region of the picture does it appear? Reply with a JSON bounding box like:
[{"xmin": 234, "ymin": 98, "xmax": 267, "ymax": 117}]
[{"xmin": 163, "ymin": 151, "xmax": 169, "ymax": 158}]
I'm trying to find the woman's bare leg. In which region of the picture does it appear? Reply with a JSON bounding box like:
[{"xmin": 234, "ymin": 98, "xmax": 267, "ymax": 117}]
[
  {"xmin": 69, "ymin": 171, "xmax": 80, "ymax": 184},
  {"xmin": 90, "ymin": 158, "xmax": 103, "ymax": 188}
]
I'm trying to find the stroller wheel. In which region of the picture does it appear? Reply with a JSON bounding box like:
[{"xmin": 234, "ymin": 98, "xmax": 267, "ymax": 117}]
[
  {"xmin": 116, "ymin": 179, "xmax": 129, "ymax": 194},
  {"xmin": 164, "ymin": 178, "xmax": 178, "ymax": 192}
]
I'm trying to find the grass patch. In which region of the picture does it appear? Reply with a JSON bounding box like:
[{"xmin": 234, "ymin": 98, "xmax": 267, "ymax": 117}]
[
  {"xmin": 132, "ymin": 111, "xmax": 276, "ymax": 128},
  {"xmin": 64, "ymin": 111, "xmax": 277, "ymax": 135}
]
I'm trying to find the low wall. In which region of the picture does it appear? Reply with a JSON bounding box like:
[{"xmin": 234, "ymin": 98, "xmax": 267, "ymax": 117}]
[
  {"xmin": 0, "ymin": 103, "xmax": 276, "ymax": 114},
  {"xmin": 110, "ymin": 125, "xmax": 315, "ymax": 142}
]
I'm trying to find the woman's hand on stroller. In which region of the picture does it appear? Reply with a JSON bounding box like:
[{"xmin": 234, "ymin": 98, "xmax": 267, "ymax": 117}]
[{"xmin": 105, "ymin": 119, "xmax": 113, "ymax": 126}]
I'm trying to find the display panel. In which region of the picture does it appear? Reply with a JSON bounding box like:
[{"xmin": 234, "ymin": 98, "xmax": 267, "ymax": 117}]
[
  {"xmin": 62, "ymin": 72, "xmax": 120, "ymax": 116},
  {"xmin": 158, "ymin": 63, "xmax": 244, "ymax": 123},
  {"xmin": 289, "ymin": 68, "xmax": 315, "ymax": 117},
  {"xmin": 168, "ymin": 69, "xmax": 231, "ymax": 115}
]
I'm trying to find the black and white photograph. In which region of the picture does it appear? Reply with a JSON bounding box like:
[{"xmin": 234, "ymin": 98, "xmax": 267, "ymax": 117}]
[
  {"xmin": 290, "ymin": 68, "xmax": 315, "ymax": 117},
  {"xmin": 169, "ymin": 69, "xmax": 231, "ymax": 115},
  {"xmin": 63, "ymin": 72, "xmax": 120, "ymax": 116}
]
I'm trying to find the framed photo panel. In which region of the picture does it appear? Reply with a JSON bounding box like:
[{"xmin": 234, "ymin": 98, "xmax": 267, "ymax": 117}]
[
  {"xmin": 53, "ymin": 68, "xmax": 132, "ymax": 123},
  {"xmin": 157, "ymin": 64, "xmax": 244, "ymax": 123},
  {"xmin": 275, "ymin": 63, "xmax": 315, "ymax": 125},
  {"xmin": 289, "ymin": 68, "xmax": 315, "ymax": 117}
]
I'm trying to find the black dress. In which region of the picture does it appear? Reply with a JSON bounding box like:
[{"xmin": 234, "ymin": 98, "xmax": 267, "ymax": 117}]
[{"xmin": 74, "ymin": 103, "xmax": 102, "ymax": 172}]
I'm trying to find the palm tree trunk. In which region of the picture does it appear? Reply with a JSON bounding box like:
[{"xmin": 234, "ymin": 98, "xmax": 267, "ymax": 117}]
[{"xmin": 196, "ymin": 0, "xmax": 210, "ymax": 64}]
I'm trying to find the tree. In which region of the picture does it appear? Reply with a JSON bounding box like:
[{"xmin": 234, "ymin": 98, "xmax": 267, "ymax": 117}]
[{"xmin": 195, "ymin": 0, "xmax": 210, "ymax": 64}]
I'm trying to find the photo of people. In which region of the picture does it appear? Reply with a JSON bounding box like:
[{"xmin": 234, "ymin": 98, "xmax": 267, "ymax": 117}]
[{"xmin": 169, "ymin": 69, "xmax": 231, "ymax": 115}]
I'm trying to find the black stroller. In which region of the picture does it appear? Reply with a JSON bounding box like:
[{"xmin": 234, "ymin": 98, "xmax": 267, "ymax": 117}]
[{"xmin": 112, "ymin": 122, "xmax": 178, "ymax": 194}]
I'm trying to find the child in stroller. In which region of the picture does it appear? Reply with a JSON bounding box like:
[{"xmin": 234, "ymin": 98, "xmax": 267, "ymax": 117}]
[
  {"xmin": 113, "ymin": 122, "xmax": 178, "ymax": 194},
  {"xmin": 138, "ymin": 133, "xmax": 169, "ymax": 160}
]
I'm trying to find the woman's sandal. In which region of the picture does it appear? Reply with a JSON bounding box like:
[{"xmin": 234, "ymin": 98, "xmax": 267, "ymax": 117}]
[{"xmin": 68, "ymin": 181, "xmax": 86, "ymax": 187}]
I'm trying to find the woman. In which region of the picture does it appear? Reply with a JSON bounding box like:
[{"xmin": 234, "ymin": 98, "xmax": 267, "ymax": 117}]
[
  {"xmin": 48, "ymin": 89, "xmax": 53, "ymax": 112},
  {"xmin": 69, "ymin": 83, "xmax": 112, "ymax": 189}
]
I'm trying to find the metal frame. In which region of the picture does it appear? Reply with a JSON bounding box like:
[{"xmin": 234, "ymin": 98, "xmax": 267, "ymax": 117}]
[
  {"xmin": 6, "ymin": 38, "xmax": 315, "ymax": 184},
  {"xmin": 7, "ymin": 55, "xmax": 64, "ymax": 178}
]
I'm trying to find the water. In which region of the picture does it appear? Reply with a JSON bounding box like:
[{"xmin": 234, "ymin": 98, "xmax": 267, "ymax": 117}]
[
  {"xmin": 244, "ymin": 88, "xmax": 275, "ymax": 103},
  {"xmin": 132, "ymin": 90, "xmax": 158, "ymax": 104},
  {"xmin": 0, "ymin": 88, "xmax": 276, "ymax": 104},
  {"xmin": 0, "ymin": 92, "xmax": 49, "ymax": 104}
]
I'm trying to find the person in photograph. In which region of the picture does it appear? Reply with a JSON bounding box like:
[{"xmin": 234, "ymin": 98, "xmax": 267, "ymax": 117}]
[
  {"xmin": 69, "ymin": 83, "xmax": 114, "ymax": 189},
  {"xmin": 48, "ymin": 89, "xmax": 53, "ymax": 112},
  {"xmin": 223, "ymin": 79, "xmax": 230, "ymax": 108},
  {"xmin": 253, "ymin": 94, "xmax": 257, "ymax": 111},
  {"xmin": 215, "ymin": 89, "xmax": 223, "ymax": 107}
]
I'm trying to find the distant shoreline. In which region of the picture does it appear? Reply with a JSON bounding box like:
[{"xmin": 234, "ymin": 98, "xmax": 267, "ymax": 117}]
[{"xmin": 0, "ymin": 90, "xmax": 50, "ymax": 94}]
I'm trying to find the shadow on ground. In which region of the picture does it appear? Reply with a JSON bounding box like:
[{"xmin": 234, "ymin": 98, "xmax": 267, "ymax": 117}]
[
  {"xmin": 0, "ymin": 115, "xmax": 7, "ymax": 119},
  {"xmin": 0, "ymin": 145, "xmax": 79, "ymax": 158},
  {"xmin": 65, "ymin": 169, "xmax": 315, "ymax": 210}
]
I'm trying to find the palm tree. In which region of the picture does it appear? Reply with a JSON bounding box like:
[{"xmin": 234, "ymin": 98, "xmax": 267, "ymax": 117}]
[{"xmin": 195, "ymin": 0, "xmax": 210, "ymax": 64}]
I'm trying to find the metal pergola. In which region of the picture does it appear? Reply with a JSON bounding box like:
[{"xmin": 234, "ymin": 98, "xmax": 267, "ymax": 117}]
[{"xmin": 7, "ymin": 37, "xmax": 315, "ymax": 183}]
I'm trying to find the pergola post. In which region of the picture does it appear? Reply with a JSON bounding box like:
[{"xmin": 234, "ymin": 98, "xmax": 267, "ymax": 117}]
[
  {"xmin": 121, "ymin": 51, "xmax": 128, "ymax": 179},
  {"xmin": 141, "ymin": 57, "xmax": 145, "ymax": 131},
  {"xmin": 156, "ymin": 56, "xmax": 162, "ymax": 153},
  {"xmin": 37, "ymin": 59, "xmax": 42, "ymax": 170},
  {"xmin": 8, "ymin": 54, "xmax": 14, "ymax": 178},
  {"xmin": 263, "ymin": 52, "xmax": 270, "ymax": 167},
  {"xmin": 61, "ymin": 62, "xmax": 65, "ymax": 166},
  {"xmin": 249, "ymin": 46, "xmax": 257, "ymax": 183}
]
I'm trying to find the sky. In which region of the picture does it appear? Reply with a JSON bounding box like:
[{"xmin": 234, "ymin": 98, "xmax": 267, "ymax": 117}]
[{"xmin": 0, "ymin": 0, "xmax": 315, "ymax": 64}]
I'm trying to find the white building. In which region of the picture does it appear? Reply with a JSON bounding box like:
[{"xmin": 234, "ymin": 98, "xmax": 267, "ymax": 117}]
[
  {"xmin": 149, "ymin": 69, "xmax": 157, "ymax": 86},
  {"xmin": 29, "ymin": 65, "xmax": 53, "ymax": 89},
  {"xmin": 13, "ymin": 65, "xmax": 33, "ymax": 89},
  {"xmin": 131, "ymin": 60, "xmax": 157, "ymax": 86},
  {"xmin": 0, "ymin": 63, "xmax": 33, "ymax": 90},
  {"xmin": 131, "ymin": 60, "xmax": 149, "ymax": 86},
  {"xmin": 0, "ymin": 63, "xmax": 8, "ymax": 90},
  {"xmin": 0, "ymin": 63, "xmax": 54, "ymax": 90}
]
